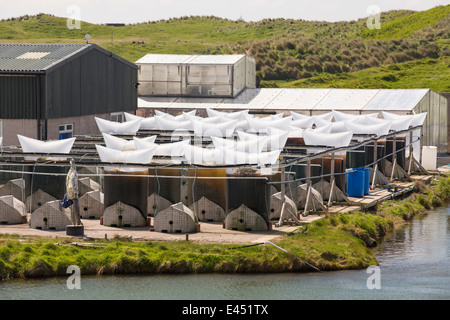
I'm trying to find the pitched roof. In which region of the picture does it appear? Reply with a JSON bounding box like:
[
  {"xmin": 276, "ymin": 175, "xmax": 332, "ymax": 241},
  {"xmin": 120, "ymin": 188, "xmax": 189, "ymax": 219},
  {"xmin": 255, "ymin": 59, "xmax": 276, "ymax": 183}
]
[
  {"xmin": 0, "ymin": 43, "xmax": 137, "ymax": 73},
  {"xmin": 0, "ymin": 43, "xmax": 88, "ymax": 73}
]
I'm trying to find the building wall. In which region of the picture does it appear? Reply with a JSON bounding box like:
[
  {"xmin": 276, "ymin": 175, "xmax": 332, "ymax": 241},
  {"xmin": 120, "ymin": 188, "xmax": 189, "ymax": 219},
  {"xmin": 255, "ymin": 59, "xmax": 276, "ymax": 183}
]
[
  {"xmin": 1, "ymin": 119, "xmax": 38, "ymax": 146},
  {"xmin": 1, "ymin": 112, "xmax": 115, "ymax": 146},
  {"xmin": 46, "ymin": 113, "xmax": 116, "ymax": 140},
  {"xmin": 45, "ymin": 48, "xmax": 138, "ymax": 119}
]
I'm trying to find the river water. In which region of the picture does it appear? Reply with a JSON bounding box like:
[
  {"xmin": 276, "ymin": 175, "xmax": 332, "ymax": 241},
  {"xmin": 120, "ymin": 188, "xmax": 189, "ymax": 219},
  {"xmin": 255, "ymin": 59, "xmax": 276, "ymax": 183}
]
[{"xmin": 1, "ymin": 206, "xmax": 449, "ymax": 300}]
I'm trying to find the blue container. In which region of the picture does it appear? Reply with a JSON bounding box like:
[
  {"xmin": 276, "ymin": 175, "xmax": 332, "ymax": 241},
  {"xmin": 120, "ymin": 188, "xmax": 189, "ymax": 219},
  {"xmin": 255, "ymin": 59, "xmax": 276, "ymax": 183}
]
[
  {"xmin": 346, "ymin": 169, "xmax": 365, "ymax": 198},
  {"xmin": 361, "ymin": 168, "xmax": 370, "ymax": 195}
]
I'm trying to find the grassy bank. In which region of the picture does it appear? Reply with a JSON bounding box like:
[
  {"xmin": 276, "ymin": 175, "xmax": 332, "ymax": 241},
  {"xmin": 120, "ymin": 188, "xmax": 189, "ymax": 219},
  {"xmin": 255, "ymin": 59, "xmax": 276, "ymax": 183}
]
[{"xmin": 1, "ymin": 174, "xmax": 449, "ymax": 280}]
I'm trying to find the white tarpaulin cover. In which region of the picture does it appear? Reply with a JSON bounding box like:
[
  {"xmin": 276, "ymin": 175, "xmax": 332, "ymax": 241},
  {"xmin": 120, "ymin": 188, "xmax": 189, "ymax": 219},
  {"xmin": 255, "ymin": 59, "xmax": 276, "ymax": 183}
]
[
  {"xmin": 95, "ymin": 144, "xmax": 156, "ymax": 164},
  {"xmin": 124, "ymin": 113, "xmax": 159, "ymax": 130},
  {"xmin": 95, "ymin": 117, "xmax": 142, "ymax": 135},
  {"xmin": 18, "ymin": 135, "xmax": 76, "ymax": 154},
  {"xmin": 302, "ymin": 131, "xmax": 353, "ymax": 148}
]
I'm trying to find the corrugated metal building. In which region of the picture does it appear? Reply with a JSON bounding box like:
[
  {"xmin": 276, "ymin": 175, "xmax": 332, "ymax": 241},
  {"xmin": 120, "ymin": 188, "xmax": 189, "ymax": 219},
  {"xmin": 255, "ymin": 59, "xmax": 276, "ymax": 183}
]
[
  {"xmin": 0, "ymin": 43, "xmax": 138, "ymax": 146},
  {"xmin": 138, "ymin": 87, "xmax": 448, "ymax": 154}
]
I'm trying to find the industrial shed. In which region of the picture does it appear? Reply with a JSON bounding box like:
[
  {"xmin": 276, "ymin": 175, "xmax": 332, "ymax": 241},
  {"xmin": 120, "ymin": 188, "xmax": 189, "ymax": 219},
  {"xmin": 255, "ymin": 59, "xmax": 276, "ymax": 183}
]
[
  {"xmin": 0, "ymin": 43, "xmax": 138, "ymax": 146},
  {"xmin": 137, "ymin": 88, "xmax": 448, "ymax": 154}
]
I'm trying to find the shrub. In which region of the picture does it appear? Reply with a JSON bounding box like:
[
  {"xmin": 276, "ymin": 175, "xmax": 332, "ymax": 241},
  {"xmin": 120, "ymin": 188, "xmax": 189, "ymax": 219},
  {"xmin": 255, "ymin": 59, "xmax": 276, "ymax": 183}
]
[{"xmin": 323, "ymin": 61, "xmax": 341, "ymax": 73}]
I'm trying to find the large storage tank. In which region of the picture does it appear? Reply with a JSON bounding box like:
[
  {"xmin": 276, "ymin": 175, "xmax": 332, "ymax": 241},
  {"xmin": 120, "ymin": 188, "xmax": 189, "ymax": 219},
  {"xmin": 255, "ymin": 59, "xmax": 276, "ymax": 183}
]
[
  {"xmin": 225, "ymin": 167, "xmax": 271, "ymax": 231},
  {"xmin": 103, "ymin": 168, "xmax": 148, "ymax": 227},
  {"xmin": 188, "ymin": 168, "xmax": 227, "ymax": 222}
]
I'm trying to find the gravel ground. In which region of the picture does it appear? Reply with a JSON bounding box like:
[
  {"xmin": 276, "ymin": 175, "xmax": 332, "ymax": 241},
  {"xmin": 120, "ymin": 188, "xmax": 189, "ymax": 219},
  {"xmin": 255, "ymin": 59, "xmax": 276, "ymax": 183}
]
[{"xmin": 0, "ymin": 216, "xmax": 322, "ymax": 244}]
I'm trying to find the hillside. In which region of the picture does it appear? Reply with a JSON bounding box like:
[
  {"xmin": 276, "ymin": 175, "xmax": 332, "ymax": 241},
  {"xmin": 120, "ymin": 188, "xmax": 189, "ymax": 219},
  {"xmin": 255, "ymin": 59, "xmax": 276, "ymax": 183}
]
[{"xmin": 0, "ymin": 5, "xmax": 449, "ymax": 92}]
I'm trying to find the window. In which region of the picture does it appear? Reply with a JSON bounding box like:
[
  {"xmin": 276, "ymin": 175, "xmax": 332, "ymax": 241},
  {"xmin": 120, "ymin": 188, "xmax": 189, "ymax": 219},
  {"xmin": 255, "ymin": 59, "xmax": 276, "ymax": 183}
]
[
  {"xmin": 59, "ymin": 123, "xmax": 73, "ymax": 140},
  {"xmin": 110, "ymin": 112, "xmax": 124, "ymax": 123}
]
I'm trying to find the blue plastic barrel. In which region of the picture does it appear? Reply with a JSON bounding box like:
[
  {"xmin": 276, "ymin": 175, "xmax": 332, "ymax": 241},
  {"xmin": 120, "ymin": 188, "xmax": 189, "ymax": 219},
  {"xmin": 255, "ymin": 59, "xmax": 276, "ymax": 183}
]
[
  {"xmin": 362, "ymin": 168, "xmax": 370, "ymax": 195},
  {"xmin": 346, "ymin": 169, "xmax": 365, "ymax": 198}
]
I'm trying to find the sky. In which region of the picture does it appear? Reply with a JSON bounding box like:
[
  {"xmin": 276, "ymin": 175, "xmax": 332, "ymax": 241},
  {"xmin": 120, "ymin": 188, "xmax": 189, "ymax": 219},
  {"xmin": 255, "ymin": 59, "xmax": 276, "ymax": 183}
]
[{"xmin": 0, "ymin": 0, "xmax": 449, "ymax": 24}]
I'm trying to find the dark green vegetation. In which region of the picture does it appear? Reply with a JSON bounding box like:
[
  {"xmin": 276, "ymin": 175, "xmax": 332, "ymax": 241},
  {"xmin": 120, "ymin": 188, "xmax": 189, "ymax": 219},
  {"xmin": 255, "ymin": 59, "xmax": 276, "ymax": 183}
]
[
  {"xmin": 0, "ymin": 5, "xmax": 449, "ymax": 91},
  {"xmin": 1, "ymin": 174, "xmax": 449, "ymax": 280}
]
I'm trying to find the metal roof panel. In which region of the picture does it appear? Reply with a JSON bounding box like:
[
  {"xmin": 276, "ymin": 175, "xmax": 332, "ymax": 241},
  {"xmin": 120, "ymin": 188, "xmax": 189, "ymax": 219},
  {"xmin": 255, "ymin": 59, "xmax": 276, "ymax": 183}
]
[{"xmin": 363, "ymin": 89, "xmax": 429, "ymax": 111}]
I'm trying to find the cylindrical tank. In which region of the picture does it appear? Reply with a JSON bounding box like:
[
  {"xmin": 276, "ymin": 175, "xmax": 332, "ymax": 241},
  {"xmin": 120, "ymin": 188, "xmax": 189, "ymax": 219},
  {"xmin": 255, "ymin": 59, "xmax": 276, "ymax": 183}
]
[
  {"xmin": 386, "ymin": 137, "xmax": 406, "ymax": 170},
  {"xmin": 226, "ymin": 168, "xmax": 271, "ymax": 224},
  {"xmin": 25, "ymin": 165, "xmax": 66, "ymax": 200},
  {"xmin": 190, "ymin": 168, "xmax": 227, "ymax": 211},
  {"xmin": 422, "ymin": 146, "xmax": 437, "ymax": 171},
  {"xmin": 151, "ymin": 168, "xmax": 190, "ymax": 206},
  {"xmin": 346, "ymin": 169, "xmax": 365, "ymax": 198},
  {"xmin": 103, "ymin": 168, "xmax": 148, "ymax": 221}
]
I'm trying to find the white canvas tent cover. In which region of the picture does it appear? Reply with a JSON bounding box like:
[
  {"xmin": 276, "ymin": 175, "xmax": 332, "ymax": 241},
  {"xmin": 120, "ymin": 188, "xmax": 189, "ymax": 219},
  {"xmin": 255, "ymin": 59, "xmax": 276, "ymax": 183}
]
[
  {"xmin": 18, "ymin": 135, "xmax": 75, "ymax": 154},
  {"xmin": 95, "ymin": 117, "xmax": 142, "ymax": 135}
]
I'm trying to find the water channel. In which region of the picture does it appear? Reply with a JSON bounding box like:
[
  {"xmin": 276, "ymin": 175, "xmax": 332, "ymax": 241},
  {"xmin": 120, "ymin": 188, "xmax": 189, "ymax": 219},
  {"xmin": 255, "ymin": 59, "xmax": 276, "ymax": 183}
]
[{"xmin": 1, "ymin": 206, "xmax": 449, "ymax": 300}]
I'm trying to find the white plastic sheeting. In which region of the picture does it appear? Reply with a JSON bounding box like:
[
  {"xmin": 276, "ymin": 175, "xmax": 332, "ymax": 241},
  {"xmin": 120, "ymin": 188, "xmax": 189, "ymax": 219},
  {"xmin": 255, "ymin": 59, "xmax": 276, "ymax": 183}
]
[
  {"xmin": 382, "ymin": 111, "xmax": 428, "ymax": 159},
  {"xmin": 302, "ymin": 131, "xmax": 353, "ymax": 148},
  {"xmin": 343, "ymin": 120, "xmax": 392, "ymax": 137},
  {"xmin": 206, "ymin": 108, "xmax": 249, "ymax": 120},
  {"xmin": 381, "ymin": 111, "xmax": 427, "ymax": 127},
  {"xmin": 291, "ymin": 118, "xmax": 315, "ymax": 129},
  {"xmin": 154, "ymin": 110, "xmax": 196, "ymax": 120},
  {"xmin": 155, "ymin": 115, "xmax": 192, "ymax": 131},
  {"xmin": 102, "ymin": 133, "xmax": 136, "ymax": 151},
  {"xmin": 192, "ymin": 119, "xmax": 238, "ymax": 138},
  {"xmin": 134, "ymin": 138, "xmax": 190, "ymax": 157},
  {"xmin": 18, "ymin": 135, "xmax": 76, "ymax": 154},
  {"xmin": 95, "ymin": 145, "xmax": 156, "ymax": 164},
  {"xmin": 247, "ymin": 116, "xmax": 292, "ymax": 133},
  {"xmin": 211, "ymin": 135, "xmax": 268, "ymax": 153},
  {"xmin": 290, "ymin": 111, "xmax": 309, "ymax": 120},
  {"xmin": 124, "ymin": 113, "xmax": 159, "ymax": 130},
  {"xmin": 332, "ymin": 110, "xmax": 378, "ymax": 122},
  {"xmin": 95, "ymin": 117, "xmax": 142, "ymax": 135},
  {"xmin": 220, "ymin": 148, "xmax": 282, "ymax": 165},
  {"xmin": 183, "ymin": 145, "xmax": 221, "ymax": 165}
]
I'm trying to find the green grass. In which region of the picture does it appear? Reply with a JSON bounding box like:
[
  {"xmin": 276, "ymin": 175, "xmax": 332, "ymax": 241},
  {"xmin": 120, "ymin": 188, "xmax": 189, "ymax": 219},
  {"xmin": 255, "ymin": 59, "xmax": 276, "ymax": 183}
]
[
  {"xmin": 360, "ymin": 5, "xmax": 450, "ymax": 40},
  {"xmin": 279, "ymin": 56, "xmax": 450, "ymax": 92}
]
